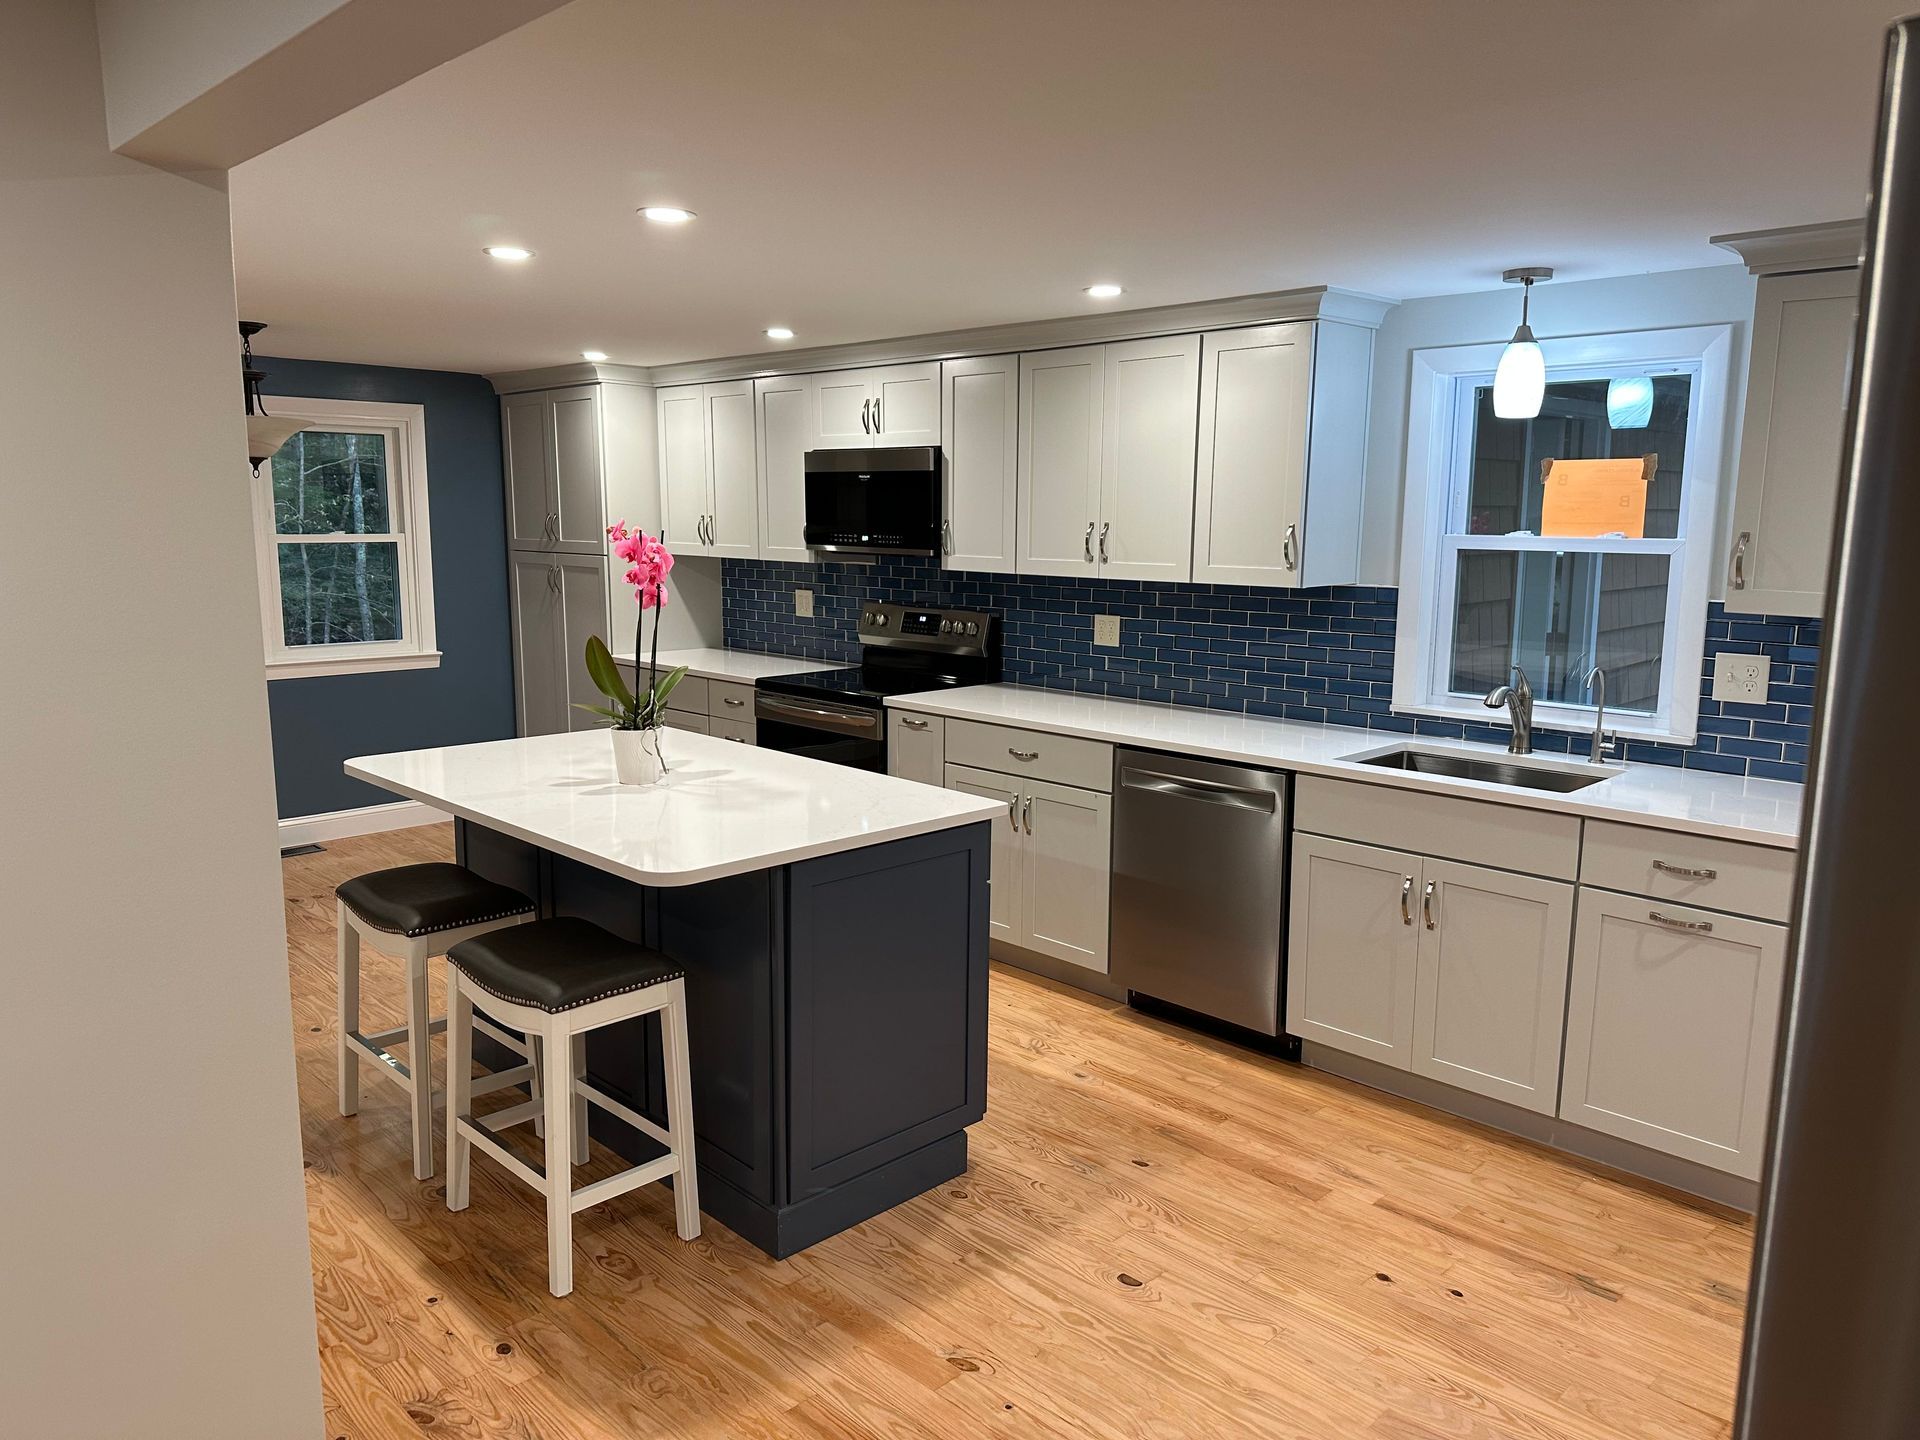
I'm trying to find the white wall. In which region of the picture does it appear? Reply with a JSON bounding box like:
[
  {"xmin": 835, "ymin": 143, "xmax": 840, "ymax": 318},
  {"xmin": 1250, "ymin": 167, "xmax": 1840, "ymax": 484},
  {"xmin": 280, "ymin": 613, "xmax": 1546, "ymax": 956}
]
[
  {"xmin": 1359, "ymin": 264, "xmax": 1759, "ymax": 583},
  {"xmin": 0, "ymin": 4, "xmax": 322, "ymax": 1435}
]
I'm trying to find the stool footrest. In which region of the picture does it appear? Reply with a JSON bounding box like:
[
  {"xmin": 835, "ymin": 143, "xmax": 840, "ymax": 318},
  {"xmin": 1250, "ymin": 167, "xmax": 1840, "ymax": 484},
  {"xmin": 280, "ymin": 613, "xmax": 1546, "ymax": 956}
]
[
  {"xmin": 454, "ymin": 1115, "xmax": 546, "ymax": 1190},
  {"xmin": 467, "ymin": 1063, "xmax": 535, "ymax": 1098},
  {"xmin": 345, "ymin": 1030, "xmax": 416, "ymax": 1088},
  {"xmin": 475, "ymin": 1096, "xmax": 544, "ymax": 1132},
  {"xmin": 576, "ymin": 1079, "xmax": 672, "ymax": 1152},
  {"xmin": 570, "ymin": 1153, "xmax": 679, "ymax": 1214}
]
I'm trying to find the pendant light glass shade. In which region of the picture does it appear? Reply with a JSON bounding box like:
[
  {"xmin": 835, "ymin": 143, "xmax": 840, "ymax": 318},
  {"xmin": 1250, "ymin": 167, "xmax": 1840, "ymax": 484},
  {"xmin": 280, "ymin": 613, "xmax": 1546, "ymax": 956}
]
[
  {"xmin": 1492, "ymin": 325, "xmax": 1546, "ymax": 419},
  {"xmin": 248, "ymin": 414, "xmax": 308, "ymax": 470},
  {"xmin": 1606, "ymin": 375, "xmax": 1655, "ymax": 429}
]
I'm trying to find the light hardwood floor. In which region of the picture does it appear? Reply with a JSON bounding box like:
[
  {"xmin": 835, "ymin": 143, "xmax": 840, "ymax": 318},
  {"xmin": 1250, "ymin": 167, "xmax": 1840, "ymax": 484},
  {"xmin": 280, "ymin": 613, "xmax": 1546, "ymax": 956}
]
[{"xmin": 287, "ymin": 825, "xmax": 1751, "ymax": 1439}]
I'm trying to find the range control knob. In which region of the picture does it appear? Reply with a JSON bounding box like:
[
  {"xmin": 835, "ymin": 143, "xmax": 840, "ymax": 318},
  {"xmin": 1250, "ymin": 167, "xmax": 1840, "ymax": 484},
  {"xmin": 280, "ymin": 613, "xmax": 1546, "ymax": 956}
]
[
  {"xmin": 874, "ymin": 612, "xmax": 888, "ymax": 626},
  {"xmin": 938, "ymin": 619, "xmax": 952, "ymax": 634},
  {"xmin": 965, "ymin": 621, "xmax": 979, "ymax": 636}
]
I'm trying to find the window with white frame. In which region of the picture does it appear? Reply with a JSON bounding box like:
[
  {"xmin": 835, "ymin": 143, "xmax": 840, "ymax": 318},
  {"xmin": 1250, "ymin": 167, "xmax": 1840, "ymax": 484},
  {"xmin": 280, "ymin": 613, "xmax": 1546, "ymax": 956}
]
[
  {"xmin": 1393, "ymin": 326, "xmax": 1733, "ymax": 743},
  {"xmin": 249, "ymin": 397, "xmax": 439, "ymax": 679}
]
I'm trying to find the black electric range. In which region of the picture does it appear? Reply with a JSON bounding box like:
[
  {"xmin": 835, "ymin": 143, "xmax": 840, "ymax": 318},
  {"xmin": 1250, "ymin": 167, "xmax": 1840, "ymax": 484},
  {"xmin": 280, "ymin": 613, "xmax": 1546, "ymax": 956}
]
[{"xmin": 755, "ymin": 603, "xmax": 999, "ymax": 771}]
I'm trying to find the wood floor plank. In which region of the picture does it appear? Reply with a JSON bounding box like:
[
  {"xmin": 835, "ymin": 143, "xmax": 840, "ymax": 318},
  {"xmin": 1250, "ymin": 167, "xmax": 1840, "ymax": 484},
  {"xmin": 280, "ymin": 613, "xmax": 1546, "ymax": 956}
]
[{"xmin": 288, "ymin": 825, "xmax": 1750, "ymax": 1439}]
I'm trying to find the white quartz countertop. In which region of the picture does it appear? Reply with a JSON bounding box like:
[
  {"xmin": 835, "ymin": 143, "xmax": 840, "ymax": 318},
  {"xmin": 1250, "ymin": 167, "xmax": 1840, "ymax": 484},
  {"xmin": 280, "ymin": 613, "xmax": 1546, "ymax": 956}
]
[
  {"xmin": 609, "ymin": 646, "xmax": 845, "ymax": 683},
  {"xmin": 347, "ymin": 729, "xmax": 1001, "ymax": 886},
  {"xmin": 887, "ymin": 684, "xmax": 1803, "ymax": 849}
]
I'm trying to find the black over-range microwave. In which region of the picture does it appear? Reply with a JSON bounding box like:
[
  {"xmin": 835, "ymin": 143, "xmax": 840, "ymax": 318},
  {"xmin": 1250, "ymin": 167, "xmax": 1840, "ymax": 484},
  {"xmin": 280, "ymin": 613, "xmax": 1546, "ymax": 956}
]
[{"xmin": 802, "ymin": 446, "xmax": 942, "ymax": 556}]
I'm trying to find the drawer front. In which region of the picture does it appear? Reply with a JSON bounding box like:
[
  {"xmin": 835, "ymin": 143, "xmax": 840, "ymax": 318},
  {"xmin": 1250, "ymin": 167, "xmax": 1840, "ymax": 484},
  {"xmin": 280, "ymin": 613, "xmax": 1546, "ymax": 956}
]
[
  {"xmin": 1580, "ymin": 821, "xmax": 1795, "ymax": 921},
  {"xmin": 1295, "ymin": 775, "xmax": 1580, "ymax": 880},
  {"xmin": 944, "ymin": 718, "xmax": 1112, "ymax": 792},
  {"xmin": 665, "ymin": 674, "xmax": 709, "ymax": 715},
  {"xmin": 707, "ymin": 679, "xmax": 757, "ymax": 719},
  {"xmin": 709, "ymin": 714, "xmax": 756, "ymax": 746},
  {"xmin": 662, "ymin": 711, "xmax": 710, "ymax": 735}
]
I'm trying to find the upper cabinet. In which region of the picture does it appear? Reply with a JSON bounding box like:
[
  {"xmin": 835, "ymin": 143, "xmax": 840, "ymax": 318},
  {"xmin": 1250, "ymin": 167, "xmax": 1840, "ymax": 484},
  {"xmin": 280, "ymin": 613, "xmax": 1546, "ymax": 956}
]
[
  {"xmin": 1191, "ymin": 321, "xmax": 1372, "ymax": 588},
  {"xmin": 940, "ymin": 354, "xmax": 1019, "ymax": 573},
  {"xmin": 755, "ymin": 372, "xmax": 815, "ymax": 564},
  {"xmin": 502, "ymin": 385, "xmax": 607, "ymax": 553},
  {"xmin": 656, "ymin": 381, "xmax": 759, "ymax": 558},
  {"xmin": 1017, "ymin": 336, "xmax": 1200, "ymax": 581},
  {"xmin": 809, "ymin": 362, "xmax": 940, "ymax": 448},
  {"xmin": 1725, "ymin": 267, "xmax": 1860, "ymax": 615}
]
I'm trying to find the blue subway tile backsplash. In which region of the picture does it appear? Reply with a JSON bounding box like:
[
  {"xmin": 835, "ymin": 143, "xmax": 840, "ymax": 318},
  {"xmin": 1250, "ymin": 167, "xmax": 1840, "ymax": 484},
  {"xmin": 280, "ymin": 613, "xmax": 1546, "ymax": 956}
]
[{"xmin": 721, "ymin": 557, "xmax": 1819, "ymax": 783}]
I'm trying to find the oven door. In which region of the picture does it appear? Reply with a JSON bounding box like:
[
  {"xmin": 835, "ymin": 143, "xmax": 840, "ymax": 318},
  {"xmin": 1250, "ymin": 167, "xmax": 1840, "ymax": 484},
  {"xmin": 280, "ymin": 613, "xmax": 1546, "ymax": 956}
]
[{"xmin": 753, "ymin": 692, "xmax": 886, "ymax": 771}]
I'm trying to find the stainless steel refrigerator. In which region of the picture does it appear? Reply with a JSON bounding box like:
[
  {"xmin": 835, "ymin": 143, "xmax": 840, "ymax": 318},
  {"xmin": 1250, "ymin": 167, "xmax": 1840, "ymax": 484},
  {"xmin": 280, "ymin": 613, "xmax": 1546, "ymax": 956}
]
[{"xmin": 1737, "ymin": 15, "xmax": 1920, "ymax": 1436}]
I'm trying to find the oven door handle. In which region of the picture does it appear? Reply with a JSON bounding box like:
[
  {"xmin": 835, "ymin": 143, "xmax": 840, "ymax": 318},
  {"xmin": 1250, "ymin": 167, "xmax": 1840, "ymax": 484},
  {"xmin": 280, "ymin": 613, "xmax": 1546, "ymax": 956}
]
[{"xmin": 754, "ymin": 694, "xmax": 881, "ymax": 736}]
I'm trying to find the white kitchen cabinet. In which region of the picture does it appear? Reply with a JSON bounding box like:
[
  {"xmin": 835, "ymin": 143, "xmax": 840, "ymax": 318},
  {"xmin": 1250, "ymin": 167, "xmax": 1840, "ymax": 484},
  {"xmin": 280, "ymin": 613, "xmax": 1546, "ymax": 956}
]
[
  {"xmin": 1409, "ymin": 859, "xmax": 1573, "ymax": 1115},
  {"xmin": 755, "ymin": 373, "xmax": 815, "ymax": 563},
  {"xmin": 509, "ymin": 553, "xmax": 609, "ymax": 736},
  {"xmin": 655, "ymin": 381, "xmax": 759, "ymax": 558},
  {"xmin": 940, "ymin": 354, "xmax": 1019, "ymax": 573},
  {"xmin": 887, "ymin": 710, "xmax": 945, "ymax": 786},
  {"xmin": 806, "ymin": 362, "xmax": 941, "ymax": 448},
  {"xmin": 1191, "ymin": 321, "xmax": 1371, "ymax": 588},
  {"xmin": 1286, "ymin": 834, "xmax": 1421, "ymax": 1067},
  {"xmin": 1017, "ymin": 336, "xmax": 1200, "ymax": 581},
  {"xmin": 1560, "ymin": 891, "xmax": 1786, "ymax": 1180},
  {"xmin": 813, "ymin": 372, "xmax": 872, "ymax": 448},
  {"xmin": 1726, "ymin": 267, "xmax": 1860, "ymax": 615},
  {"xmin": 501, "ymin": 385, "xmax": 608, "ymax": 553},
  {"xmin": 945, "ymin": 764, "xmax": 1023, "ymax": 945}
]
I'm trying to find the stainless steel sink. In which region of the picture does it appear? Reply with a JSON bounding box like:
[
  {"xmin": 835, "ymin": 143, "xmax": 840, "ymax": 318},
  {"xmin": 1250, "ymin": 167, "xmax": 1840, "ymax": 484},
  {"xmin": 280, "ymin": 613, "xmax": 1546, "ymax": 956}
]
[{"xmin": 1352, "ymin": 747, "xmax": 1612, "ymax": 793}]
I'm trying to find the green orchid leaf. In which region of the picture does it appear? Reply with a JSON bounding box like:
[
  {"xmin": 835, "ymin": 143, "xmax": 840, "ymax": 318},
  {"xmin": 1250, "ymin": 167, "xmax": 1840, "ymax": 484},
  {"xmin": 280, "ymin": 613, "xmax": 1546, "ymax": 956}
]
[
  {"xmin": 571, "ymin": 703, "xmax": 629, "ymax": 724},
  {"xmin": 584, "ymin": 635, "xmax": 635, "ymax": 708},
  {"xmin": 649, "ymin": 664, "xmax": 691, "ymax": 709}
]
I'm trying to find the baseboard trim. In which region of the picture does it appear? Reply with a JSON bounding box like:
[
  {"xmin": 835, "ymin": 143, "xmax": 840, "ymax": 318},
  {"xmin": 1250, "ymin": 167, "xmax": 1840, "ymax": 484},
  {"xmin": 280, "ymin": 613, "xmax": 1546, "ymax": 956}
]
[{"xmin": 278, "ymin": 800, "xmax": 450, "ymax": 847}]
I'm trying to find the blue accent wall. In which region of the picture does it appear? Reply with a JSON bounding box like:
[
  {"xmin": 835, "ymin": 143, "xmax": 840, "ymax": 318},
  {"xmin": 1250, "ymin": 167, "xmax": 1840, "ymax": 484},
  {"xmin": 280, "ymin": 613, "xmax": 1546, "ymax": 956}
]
[
  {"xmin": 259, "ymin": 357, "xmax": 514, "ymax": 818},
  {"xmin": 722, "ymin": 558, "xmax": 1817, "ymax": 782}
]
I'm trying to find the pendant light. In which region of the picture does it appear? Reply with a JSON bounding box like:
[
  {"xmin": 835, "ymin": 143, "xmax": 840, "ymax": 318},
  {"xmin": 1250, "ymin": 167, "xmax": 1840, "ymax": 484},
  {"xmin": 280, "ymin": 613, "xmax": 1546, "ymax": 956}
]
[
  {"xmin": 1492, "ymin": 267, "xmax": 1553, "ymax": 419},
  {"xmin": 1606, "ymin": 374, "xmax": 1655, "ymax": 429},
  {"xmin": 241, "ymin": 321, "xmax": 305, "ymax": 475}
]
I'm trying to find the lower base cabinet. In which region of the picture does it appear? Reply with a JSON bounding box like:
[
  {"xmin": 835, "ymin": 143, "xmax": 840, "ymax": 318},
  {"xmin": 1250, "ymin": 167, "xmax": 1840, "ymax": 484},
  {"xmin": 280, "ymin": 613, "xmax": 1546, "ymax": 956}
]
[
  {"xmin": 664, "ymin": 710, "xmax": 709, "ymax": 735},
  {"xmin": 1286, "ymin": 835, "xmax": 1418, "ymax": 1066},
  {"xmin": 1559, "ymin": 891, "xmax": 1786, "ymax": 1180},
  {"xmin": 945, "ymin": 763, "xmax": 1110, "ymax": 972}
]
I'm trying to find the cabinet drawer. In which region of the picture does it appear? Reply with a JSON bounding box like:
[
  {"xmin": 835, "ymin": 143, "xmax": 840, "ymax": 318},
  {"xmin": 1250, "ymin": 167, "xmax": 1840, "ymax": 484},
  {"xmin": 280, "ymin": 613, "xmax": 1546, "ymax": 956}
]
[
  {"xmin": 1580, "ymin": 821, "xmax": 1795, "ymax": 922},
  {"xmin": 665, "ymin": 675, "xmax": 708, "ymax": 715},
  {"xmin": 707, "ymin": 680, "xmax": 756, "ymax": 720},
  {"xmin": 710, "ymin": 714, "xmax": 756, "ymax": 746},
  {"xmin": 1295, "ymin": 776, "xmax": 1580, "ymax": 880},
  {"xmin": 662, "ymin": 711, "xmax": 709, "ymax": 736},
  {"xmin": 944, "ymin": 719, "xmax": 1112, "ymax": 791}
]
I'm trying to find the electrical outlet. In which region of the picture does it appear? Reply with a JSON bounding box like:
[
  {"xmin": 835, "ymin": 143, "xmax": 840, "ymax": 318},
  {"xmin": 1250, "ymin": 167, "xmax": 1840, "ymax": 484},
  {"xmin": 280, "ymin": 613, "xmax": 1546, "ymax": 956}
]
[
  {"xmin": 1712, "ymin": 652, "xmax": 1771, "ymax": 703},
  {"xmin": 794, "ymin": 588, "xmax": 814, "ymax": 618},
  {"xmin": 1093, "ymin": 614, "xmax": 1122, "ymax": 648}
]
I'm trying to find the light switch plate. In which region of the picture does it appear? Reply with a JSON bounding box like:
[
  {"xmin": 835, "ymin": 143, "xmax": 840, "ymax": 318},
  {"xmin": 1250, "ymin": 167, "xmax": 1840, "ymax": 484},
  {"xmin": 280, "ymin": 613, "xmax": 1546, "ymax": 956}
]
[
  {"xmin": 1093, "ymin": 614, "xmax": 1122, "ymax": 648},
  {"xmin": 794, "ymin": 588, "xmax": 814, "ymax": 618},
  {"xmin": 1712, "ymin": 652, "xmax": 1771, "ymax": 703}
]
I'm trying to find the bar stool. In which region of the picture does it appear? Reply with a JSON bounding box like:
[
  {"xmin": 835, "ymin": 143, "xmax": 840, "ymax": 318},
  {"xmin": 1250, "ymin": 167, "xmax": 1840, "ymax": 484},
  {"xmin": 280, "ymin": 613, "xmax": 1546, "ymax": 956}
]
[
  {"xmin": 444, "ymin": 916, "xmax": 700, "ymax": 1298},
  {"xmin": 335, "ymin": 863, "xmax": 537, "ymax": 1179}
]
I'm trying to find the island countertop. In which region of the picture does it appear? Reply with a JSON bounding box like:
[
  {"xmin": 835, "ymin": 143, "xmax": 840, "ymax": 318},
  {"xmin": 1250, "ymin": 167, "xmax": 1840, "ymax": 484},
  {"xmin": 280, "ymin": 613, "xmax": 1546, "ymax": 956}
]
[{"xmin": 347, "ymin": 728, "xmax": 1000, "ymax": 887}]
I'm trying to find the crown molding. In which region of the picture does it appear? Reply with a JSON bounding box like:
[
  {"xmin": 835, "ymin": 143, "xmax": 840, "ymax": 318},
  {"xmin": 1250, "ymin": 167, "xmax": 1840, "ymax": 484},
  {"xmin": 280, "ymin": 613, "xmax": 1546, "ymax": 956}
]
[
  {"xmin": 1711, "ymin": 219, "xmax": 1865, "ymax": 276},
  {"xmin": 489, "ymin": 360, "xmax": 656, "ymax": 395}
]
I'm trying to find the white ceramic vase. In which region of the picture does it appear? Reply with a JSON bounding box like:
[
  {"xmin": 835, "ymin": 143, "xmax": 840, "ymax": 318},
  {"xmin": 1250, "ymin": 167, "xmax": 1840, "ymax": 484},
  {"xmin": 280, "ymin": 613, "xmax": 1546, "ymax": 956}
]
[{"xmin": 610, "ymin": 726, "xmax": 665, "ymax": 786}]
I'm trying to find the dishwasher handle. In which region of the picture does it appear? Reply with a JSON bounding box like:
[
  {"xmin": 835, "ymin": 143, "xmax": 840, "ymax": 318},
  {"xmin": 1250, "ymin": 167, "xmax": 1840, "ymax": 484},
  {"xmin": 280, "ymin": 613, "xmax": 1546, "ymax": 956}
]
[{"xmin": 1118, "ymin": 766, "xmax": 1278, "ymax": 814}]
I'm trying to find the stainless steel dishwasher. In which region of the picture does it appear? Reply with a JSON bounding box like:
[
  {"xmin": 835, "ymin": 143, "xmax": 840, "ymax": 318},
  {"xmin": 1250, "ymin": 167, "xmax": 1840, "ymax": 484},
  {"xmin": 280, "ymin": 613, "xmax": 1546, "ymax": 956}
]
[{"xmin": 1110, "ymin": 748, "xmax": 1290, "ymax": 1036}]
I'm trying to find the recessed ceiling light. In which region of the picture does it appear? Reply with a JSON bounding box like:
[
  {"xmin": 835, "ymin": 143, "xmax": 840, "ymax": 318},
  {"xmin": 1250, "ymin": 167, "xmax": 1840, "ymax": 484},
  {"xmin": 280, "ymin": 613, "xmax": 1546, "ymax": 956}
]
[
  {"xmin": 1084, "ymin": 283, "xmax": 1124, "ymax": 299},
  {"xmin": 639, "ymin": 206, "xmax": 696, "ymax": 225},
  {"xmin": 581, "ymin": 350, "xmax": 609, "ymax": 362},
  {"xmin": 765, "ymin": 327, "xmax": 795, "ymax": 341},
  {"xmin": 483, "ymin": 245, "xmax": 534, "ymax": 261}
]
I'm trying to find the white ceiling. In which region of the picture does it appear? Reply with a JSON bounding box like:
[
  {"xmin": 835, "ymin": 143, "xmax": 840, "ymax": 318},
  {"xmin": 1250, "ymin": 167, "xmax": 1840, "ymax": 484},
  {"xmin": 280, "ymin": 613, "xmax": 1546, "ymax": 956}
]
[{"xmin": 232, "ymin": 0, "xmax": 1897, "ymax": 375}]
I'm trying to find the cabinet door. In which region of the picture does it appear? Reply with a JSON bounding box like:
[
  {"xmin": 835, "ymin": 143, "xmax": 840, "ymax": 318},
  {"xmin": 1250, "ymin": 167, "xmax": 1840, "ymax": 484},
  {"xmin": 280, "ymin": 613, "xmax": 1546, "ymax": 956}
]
[
  {"xmin": 502, "ymin": 391, "xmax": 555, "ymax": 550},
  {"xmin": 662, "ymin": 711, "xmax": 710, "ymax": 735},
  {"xmin": 1192, "ymin": 325, "xmax": 1312, "ymax": 586},
  {"xmin": 656, "ymin": 385, "xmax": 711, "ymax": 554},
  {"xmin": 554, "ymin": 554, "xmax": 611, "ymax": 732},
  {"xmin": 944, "ymin": 764, "xmax": 1022, "ymax": 946},
  {"xmin": 1098, "ymin": 333, "xmax": 1200, "ymax": 582},
  {"xmin": 1017, "ymin": 346, "xmax": 1103, "ymax": 577},
  {"xmin": 755, "ymin": 373, "xmax": 815, "ymax": 563},
  {"xmin": 1410, "ymin": 860, "xmax": 1573, "ymax": 1114},
  {"xmin": 813, "ymin": 372, "xmax": 873, "ymax": 448},
  {"xmin": 887, "ymin": 710, "xmax": 945, "ymax": 785},
  {"xmin": 1286, "ymin": 835, "xmax": 1420, "ymax": 1067},
  {"xmin": 509, "ymin": 554, "xmax": 564, "ymax": 735},
  {"xmin": 705, "ymin": 381, "xmax": 761, "ymax": 558},
  {"xmin": 941, "ymin": 354, "xmax": 1018, "ymax": 573},
  {"xmin": 870, "ymin": 362, "xmax": 941, "ymax": 446},
  {"xmin": 1726, "ymin": 267, "xmax": 1859, "ymax": 615},
  {"xmin": 548, "ymin": 385, "xmax": 607, "ymax": 551},
  {"xmin": 1020, "ymin": 779, "xmax": 1112, "ymax": 972},
  {"xmin": 1560, "ymin": 891, "xmax": 1786, "ymax": 1179}
]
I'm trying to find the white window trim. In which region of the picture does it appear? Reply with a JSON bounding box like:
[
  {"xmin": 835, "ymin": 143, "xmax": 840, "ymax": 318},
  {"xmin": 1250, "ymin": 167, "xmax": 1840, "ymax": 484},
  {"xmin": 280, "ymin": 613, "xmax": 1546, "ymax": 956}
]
[
  {"xmin": 249, "ymin": 397, "xmax": 440, "ymax": 680},
  {"xmin": 1392, "ymin": 324, "xmax": 1734, "ymax": 745}
]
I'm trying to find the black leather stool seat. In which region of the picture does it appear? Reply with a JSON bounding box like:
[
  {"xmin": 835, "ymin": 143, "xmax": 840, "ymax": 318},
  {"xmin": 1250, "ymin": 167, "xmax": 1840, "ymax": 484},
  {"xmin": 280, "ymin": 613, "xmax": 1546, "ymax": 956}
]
[
  {"xmin": 449, "ymin": 917, "xmax": 682, "ymax": 1013},
  {"xmin": 336, "ymin": 863, "xmax": 534, "ymax": 938}
]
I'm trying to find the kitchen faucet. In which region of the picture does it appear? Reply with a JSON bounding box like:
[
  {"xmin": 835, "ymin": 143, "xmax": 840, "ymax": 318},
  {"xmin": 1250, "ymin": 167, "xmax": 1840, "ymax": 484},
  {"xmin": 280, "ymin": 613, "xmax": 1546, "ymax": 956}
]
[
  {"xmin": 1483, "ymin": 664, "xmax": 1534, "ymax": 755},
  {"xmin": 1585, "ymin": 665, "xmax": 1618, "ymax": 765}
]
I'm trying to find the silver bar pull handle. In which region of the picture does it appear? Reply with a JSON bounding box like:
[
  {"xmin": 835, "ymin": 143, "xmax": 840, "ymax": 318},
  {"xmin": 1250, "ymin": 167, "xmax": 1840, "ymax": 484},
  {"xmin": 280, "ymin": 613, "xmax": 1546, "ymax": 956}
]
[
  {"xmin": 900, "ymin": 717, "xmax": 930, "ymax": 730},
  {"xmin": 1118, "ymin": 766, "xmax": 1278, "ymax": 813},
  {"xmin": 722, "ymin": 696, "xmax": 746, "ymax": 708},
  {"xmin": 1022, "ymin": 795, "xmax": 1032, "ymax": 834},
  {"xmin": 1422, "ymin": 879, "xmax": 1438, "ymax": 930},
  {"xmin": 1652, "ymin": 859, "xmax": 1718, "ymax": 880},
  {"xmin": 1282, "ymin": 522, "xmax": 1299, "ymax": 572},
  {"xmin": 1007, "ymin": 794, "xmax": 1020, "ymax": 831},
  {"xmin": 1729, "ymin": 530, "xmax": 1750, "ymax": 591},
  {"xmin": 1008, "ymin": 747, "xmax": 1039, "ymax": 761},
  {"xmin": 860, "ymin": 398, "xmax": 870, "ymax": 434},
  {"xmin": 1400, "ymin": 875, "xmax": 1414, "ymax": 926},
  {"xmin": 1098, "ymin": 521, "xmax": 1110, "ymax": 564},
  {"xmin": 1084, "ymin": 521, "xmax": 1095, "ymax": 562},
  {"xmin": 1650, "ymin": 910, "xmax": 1714, "ymax": 934}
]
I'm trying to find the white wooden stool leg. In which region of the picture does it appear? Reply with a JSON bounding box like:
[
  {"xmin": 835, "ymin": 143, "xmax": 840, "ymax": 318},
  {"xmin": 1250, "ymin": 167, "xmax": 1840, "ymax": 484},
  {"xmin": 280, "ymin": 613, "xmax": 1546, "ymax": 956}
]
[
  {"xmin": 660, "ymin": 983, "xmax": 702, "ymax": 1241},
  {"xmin": 529, "ymin": 1034, "xmax": 545, "ymax": 1137},
  {"xmin": 540, "ymin": 1020, "xmax": 575, "ymax": 1296},
  {"xmin": 445, "ymin": 971, "xmax": 473, "ymax": 1212},
  {"xmin": 405, "ymin": 946, "xmax": 435, "ymax": 1180},
  {"xmin": 336, "ymin": 903, "xmax": 360, "ymax": 1117},
  {"xmin": 571, "ymin": 1033, "xmax": 589, "ymax": 1163}
]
